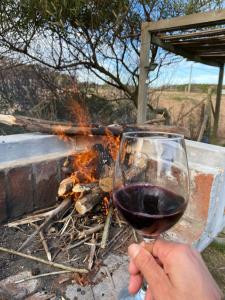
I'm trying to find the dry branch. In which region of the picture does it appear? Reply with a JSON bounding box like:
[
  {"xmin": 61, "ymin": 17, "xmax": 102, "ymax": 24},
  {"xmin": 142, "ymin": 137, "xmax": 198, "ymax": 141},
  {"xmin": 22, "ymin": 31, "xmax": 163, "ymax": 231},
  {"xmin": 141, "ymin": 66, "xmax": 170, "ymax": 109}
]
[
  {"xmin": 18, "ymin": 198, "xmax": 72, "ymax": 251},
  {"xmin": 78, "ymin": 224, "xmax": 104, "ymax": 239},
  {"xmin": 88, "ymin": 237, "xmax": 96, "ymax": 270},
  {"xmin": 100, "ymin": 206, "xmax": 113, "ymax": 249},
  {"xmin": 0, "ymin": 246, "xmax": 88, "ymax": 273},
  {"xmin": 0, "ymin": 114, "xmax": 190, "ymax": 137}
]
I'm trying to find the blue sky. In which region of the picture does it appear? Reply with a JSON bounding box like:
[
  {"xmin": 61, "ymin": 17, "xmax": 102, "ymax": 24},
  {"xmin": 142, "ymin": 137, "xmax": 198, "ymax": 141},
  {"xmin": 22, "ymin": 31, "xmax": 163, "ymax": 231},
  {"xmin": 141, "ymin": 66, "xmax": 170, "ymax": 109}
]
[{"xmin": 152, "ymin": 60, "xmax": 222, "ymax": 87}]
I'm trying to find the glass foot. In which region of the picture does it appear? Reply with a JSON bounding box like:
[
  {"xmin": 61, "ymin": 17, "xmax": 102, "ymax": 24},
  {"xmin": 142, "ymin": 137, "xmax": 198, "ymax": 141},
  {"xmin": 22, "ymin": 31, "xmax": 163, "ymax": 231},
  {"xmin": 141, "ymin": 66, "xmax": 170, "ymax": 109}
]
[{"xmin": 118, "ymin": 288, "xmax": 146, "ymax": 300}]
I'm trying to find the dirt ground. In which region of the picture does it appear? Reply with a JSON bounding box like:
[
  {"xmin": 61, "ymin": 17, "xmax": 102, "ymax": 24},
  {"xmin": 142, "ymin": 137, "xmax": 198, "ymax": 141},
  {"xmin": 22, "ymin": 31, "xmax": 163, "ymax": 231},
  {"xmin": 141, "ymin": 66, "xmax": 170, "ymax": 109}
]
[
  {"xmin": 0, "ymin": 223, "xmax": 225, "ymax": 298},
  {"xmin": 150, "ymin": 90, "xmax": 225, "ymax": 143}
]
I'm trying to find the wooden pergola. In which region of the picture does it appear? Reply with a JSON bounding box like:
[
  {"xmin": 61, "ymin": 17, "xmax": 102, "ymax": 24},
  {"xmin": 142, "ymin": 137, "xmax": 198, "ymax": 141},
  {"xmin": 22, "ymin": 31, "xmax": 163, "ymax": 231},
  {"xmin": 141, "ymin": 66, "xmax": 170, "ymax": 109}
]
[{"xmin": 137, "ymin": 9, "xmax": 225, "ymax": 138}]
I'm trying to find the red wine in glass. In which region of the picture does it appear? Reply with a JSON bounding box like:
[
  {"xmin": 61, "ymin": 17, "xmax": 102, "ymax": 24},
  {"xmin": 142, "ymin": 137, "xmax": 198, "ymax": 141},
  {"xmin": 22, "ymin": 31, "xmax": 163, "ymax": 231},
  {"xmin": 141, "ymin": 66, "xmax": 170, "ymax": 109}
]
[
  {"xmin": 113, "ymin": 131, "xmax": 189, "ymax": 300},
  {"xmin": 113, "ymin": 183, "xmax": 187, "ymax": 238}
]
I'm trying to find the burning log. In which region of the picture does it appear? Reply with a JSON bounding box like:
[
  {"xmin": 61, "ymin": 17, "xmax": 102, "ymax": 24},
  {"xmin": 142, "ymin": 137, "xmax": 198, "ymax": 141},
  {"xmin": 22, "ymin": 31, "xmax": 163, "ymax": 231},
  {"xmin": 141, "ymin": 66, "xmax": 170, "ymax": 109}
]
[
  {"xmin": 58, "ymin": 177, "xmax": 74, "ymax": 197},
  {"xmin": 72, "ymin": 182, "xmax": 98, "ymax": 194},
  {"xmin": 0, "ymin": 114, "xmax": 190, "ymax": 137},
  {"xmin": 99, "ymin": 165, "xmax": 114, "ymax": 192},
  {"xmin": 75, "ymin": 187, "xmax": 104, "ymax": 215}
]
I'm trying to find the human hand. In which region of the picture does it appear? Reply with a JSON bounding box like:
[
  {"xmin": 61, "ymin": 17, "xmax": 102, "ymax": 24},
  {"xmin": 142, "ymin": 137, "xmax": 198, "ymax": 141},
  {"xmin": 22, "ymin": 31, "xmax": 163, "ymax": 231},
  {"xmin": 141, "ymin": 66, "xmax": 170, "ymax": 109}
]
[{"xmin": 128, "ymin": 240, "xmax": 222, "ymax": 300}]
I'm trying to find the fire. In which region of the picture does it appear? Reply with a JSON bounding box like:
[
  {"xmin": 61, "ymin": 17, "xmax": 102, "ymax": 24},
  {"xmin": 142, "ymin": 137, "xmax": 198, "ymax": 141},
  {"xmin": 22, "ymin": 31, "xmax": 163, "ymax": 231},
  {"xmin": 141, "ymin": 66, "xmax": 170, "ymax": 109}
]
[
  {"xmin": 102, "ymin": 129, "xmax": 121, "ymax": 161},
  {"xmin": 102, "ymin": 196, "xmax": 110, "ymax": 215},
  {"xmin": 69, "ymin": 100, "xmax": 91, "ymax": 127},
  {"xmin": 53, "ymin": 124, "xmax": 73, "ymax": 143}
]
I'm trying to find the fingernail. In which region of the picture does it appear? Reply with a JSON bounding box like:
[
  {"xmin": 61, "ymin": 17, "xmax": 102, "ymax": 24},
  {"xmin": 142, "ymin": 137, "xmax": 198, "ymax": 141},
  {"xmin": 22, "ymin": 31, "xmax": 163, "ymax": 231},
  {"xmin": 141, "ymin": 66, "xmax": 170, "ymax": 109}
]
[{"xmin": 128, "ymin": 244, "xmax": 141, "ymax": 258}]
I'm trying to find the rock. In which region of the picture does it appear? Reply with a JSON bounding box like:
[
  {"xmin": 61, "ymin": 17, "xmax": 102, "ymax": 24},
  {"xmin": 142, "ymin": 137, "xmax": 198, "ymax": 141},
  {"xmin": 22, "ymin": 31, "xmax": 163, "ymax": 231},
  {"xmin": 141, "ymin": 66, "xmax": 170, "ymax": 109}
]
[{"xmin": 0, "ymin": 271, "xmax": 40, "ymax": 300}]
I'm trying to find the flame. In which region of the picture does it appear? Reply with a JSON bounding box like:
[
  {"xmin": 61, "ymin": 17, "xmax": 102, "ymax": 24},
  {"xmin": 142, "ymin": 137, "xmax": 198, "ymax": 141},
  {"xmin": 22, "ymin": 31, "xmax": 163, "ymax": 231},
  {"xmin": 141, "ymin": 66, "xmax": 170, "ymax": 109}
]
[
  {"xmin": 102, "ymin": 129, "xmax": 121, "ymax": 161},
  {"xmin": 69, "ymin": 100, "xmax": 91, "ymax": 127},
  {"xmin": 53, "ymin": 124, "xmax": 73, "ymax": 143},
  {"xmin": 72, "ymin": 149, "xmax": 98, "ymax": 183},
  {"xmin": 102, "ymin": 196, "xmax": 110, "ymax": 215}
]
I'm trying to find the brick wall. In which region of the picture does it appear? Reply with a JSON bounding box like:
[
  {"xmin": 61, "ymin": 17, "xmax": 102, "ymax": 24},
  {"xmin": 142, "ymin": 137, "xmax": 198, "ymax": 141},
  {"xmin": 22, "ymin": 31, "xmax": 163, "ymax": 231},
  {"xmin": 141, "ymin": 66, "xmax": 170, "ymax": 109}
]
[{"xmin": 0, "ymin": 157, "xmax": 65, "ymax": 222}]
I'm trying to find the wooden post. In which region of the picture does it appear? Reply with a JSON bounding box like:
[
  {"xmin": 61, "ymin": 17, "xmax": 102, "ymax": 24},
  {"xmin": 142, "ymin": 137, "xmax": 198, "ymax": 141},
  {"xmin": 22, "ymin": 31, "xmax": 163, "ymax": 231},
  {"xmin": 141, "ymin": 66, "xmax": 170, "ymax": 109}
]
[
  {"xmin": 213, "ymin": 64, "xmax": 224, "ymax": 140},
  {"xmin": 137, "ymin": 24, "xmax": 151, "ymax": 124}
]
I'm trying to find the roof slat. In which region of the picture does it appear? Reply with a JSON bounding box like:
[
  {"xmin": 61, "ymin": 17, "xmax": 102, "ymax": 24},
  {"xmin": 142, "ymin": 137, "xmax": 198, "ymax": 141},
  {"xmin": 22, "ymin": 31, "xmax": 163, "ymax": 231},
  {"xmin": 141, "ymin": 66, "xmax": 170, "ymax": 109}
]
[
  {"xmin": 159, "ymin": 27, "xmax": 225, "ymax": 41},
  {"xmin": 144, "ymin": 9, "xmax": 225, "ymax": 32}
]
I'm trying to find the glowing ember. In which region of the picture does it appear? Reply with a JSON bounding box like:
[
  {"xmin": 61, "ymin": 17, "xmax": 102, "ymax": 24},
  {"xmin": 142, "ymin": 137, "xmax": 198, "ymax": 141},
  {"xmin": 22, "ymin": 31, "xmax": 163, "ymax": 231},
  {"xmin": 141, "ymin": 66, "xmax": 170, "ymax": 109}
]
[{"xmin": 102, "ymin": 196, "xmax": 110, "ymax": 215}]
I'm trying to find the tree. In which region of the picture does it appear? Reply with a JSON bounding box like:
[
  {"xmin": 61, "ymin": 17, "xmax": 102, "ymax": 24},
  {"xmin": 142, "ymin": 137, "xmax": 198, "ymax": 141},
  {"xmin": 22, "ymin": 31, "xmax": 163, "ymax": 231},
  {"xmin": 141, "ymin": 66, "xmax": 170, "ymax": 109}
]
[{"xmin": 0, "ymin": 0, "xmax": 223, "ymax": 107}]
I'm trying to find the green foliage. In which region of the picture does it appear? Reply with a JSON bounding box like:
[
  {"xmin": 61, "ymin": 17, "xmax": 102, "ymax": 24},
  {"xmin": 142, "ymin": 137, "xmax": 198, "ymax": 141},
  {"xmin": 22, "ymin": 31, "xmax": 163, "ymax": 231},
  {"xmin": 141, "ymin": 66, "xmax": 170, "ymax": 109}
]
[{"xmin": 0, "ymin": 0, "xmax": 224, "ymax": 107}]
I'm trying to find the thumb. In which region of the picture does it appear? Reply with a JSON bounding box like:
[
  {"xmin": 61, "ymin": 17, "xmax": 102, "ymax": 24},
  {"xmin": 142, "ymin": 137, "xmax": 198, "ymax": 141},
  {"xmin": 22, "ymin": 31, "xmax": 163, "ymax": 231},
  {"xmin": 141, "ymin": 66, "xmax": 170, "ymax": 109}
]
[{"xmin": 128, "ymin": 244, "xmax": 172, "ymax": 295}]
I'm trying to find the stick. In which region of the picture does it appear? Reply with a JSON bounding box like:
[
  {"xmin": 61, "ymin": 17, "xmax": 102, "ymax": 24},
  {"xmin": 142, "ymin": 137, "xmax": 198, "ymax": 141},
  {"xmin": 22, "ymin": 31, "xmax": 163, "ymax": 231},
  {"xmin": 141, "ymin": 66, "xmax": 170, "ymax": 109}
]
[
  {"xmin": 15, "ymin": 271, "xmax": 72, "ymax": 284},
  {"xmin": 88, "ymin": 236, "xmax": 96, "ymax": 270},
  {"xmin": 0, "ymin": 246, "xmax": 88, "ymax": 273},
  {"xmin": 32, "ymin": 223, "xmax": 52, "ymax": 262},
  {"xmin": 18, "ymin": 198, "xmax": 72, "ymax": 251},
  {"xmin": 100, "ymin": 206, "xmax": 113, "ymax": 249},
  {"xmin": 79, "ymin": 224, "xmax": 104, "ymax": 239},
  {"xmin": 0, "ymin": 114, "xmax": 190, "ymax": 137},
  {"xmin": 39, "ymin": 231, "xmax": 52, "ymax": 262},
  {"xmin": 67, "ymin": 237, "xmax": 91, "ymax": 250}
]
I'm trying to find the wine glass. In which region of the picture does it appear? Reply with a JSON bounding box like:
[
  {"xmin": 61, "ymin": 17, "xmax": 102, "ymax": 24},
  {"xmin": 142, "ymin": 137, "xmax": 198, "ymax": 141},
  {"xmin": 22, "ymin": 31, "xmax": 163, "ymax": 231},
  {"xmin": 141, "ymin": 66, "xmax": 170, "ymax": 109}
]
[{"xmin": 112, "ymin": 132, "xmax": 190, "ymax": 300}]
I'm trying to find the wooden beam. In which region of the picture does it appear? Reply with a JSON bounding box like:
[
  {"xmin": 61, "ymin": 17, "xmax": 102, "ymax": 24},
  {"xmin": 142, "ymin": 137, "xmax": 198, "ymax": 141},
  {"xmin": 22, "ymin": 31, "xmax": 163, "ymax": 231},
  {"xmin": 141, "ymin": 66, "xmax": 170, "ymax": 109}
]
[
  {"xmin": 189, "ymin": 45, "xmax": 225, "ymax": 51},
  {"xmin": 170, "ymin": 37, "xmax": 225, "ymax": 46},
  {"xmin": 213, "ymin": 64, "xmax": 224, "ymax": 139},
  {"xmin": 199, "ymin": 53, "xmax": 225, "ymax": 57},
  {"xmin": 152, "ymin": 35, "xmax": 219, "ymax": 67},
  {"xmin": 137, "ymin": 25, "xmax": 151, "ymax": 123},
  {"xmin": 159, "ymin": 28, "xmax": 225, "ymax": 41},
  {"xmin": 144, "ymin": 9, "xmax": 225, "ymax": 32}
]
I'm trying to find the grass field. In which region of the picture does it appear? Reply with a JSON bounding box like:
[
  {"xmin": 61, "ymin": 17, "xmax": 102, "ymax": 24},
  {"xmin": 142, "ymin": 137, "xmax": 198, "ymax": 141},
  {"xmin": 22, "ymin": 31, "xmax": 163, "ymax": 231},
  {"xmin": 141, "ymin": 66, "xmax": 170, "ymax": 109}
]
[{"xmin": 150, "ymin": 90, "xmax": 225, "ymax": 143}]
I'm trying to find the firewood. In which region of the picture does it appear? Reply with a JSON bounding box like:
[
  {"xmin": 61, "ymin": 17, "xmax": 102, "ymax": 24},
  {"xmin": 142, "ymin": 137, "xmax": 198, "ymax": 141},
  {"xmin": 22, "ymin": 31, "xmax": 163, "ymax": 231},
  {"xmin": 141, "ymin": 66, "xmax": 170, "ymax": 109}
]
[
  {"xmin": 75, "ymin": 187, "xmax": 103, "ymax": 215},
  {"xmin": 99, "ymin": 165, "xmax": 114, "ymax": 192},
  {"xmin": 124, "ymin": 152, "xmax": 149, "ymax": 183},
  {"xmin": 72, "ymin": 182, "xmax": 98, "ymax": 194},
  {"xmin": 0, "ymin": 114, "xmax": 190, "ymax": 137},
  {"xmin": 58, "ymin": 177, "xmax": 74, "ymax": 197},
  {"xmin": 99, "ymin": 177, "xmax": 113, "ymax": 192}
]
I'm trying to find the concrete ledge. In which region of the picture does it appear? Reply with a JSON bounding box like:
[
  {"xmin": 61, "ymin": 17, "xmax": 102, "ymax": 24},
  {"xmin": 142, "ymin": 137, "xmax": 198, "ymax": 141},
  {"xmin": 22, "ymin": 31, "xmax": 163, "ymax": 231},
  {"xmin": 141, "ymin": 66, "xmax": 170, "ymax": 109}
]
[{"xmin": 0, "ymin": 133, "xmax": 76, "ymax": 168}]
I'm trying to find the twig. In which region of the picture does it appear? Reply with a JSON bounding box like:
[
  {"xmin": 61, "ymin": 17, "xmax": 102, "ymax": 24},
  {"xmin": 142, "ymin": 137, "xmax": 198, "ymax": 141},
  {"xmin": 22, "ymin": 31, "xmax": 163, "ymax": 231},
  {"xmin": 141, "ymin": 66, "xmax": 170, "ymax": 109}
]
[
  {"xmin": 0, "ymin": 246, "xmax": 88, "ymax": 273},
  {"xmin": 132, "ymin": 229, "xmax": 138, "ymax": 243},
  {"xmin": 101, "ymin": 207, "xmax": 113, "ymax": 249},
  {"xmin": 102, "ymin": 227, "xmax": 128, "ymax": 258},
  {"xmin": 88, "ymin": 236, "xmax": 96, "ymax": 270},
  {"xmin": 31, "ymin": 223, "xmax": 52, "ymax": 262},
  {"xmin": 67, "ymin": 237, "xmax": 91, "ymax": 250},
  {"xmin": 144, "ymin": 118, "xmax": 165, "ymax": 124},
  {"xmin": 18, "ymin": 198, "xmax": 72, "ymax": 251},
  {"xmin": 15, "ymin": 271, "xmax": 72, "ymax": 284},
  {"xmin": 113, "ymin": 231, "xmax": 133, "ymax": 251},
  {"xmin": 6, "ymin": 205, "xmax": 58, "ymax": 227},
  {"xmin": 79, "ymin": 224, "xmax": 104, "ymax": 239}
]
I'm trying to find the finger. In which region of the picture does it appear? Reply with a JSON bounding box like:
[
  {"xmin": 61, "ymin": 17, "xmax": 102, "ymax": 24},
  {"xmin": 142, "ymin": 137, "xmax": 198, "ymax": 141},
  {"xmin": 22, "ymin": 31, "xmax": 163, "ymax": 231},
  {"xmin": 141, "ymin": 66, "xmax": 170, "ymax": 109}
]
[
  {"xmin": 145, "ymin": 287, "xmax": 153, "ymax": 300},
  {"xmin": 128, "ymin": 273, "xmax": 143, "ymax": 294},
  {"xmin": 128, "ymin": 258, "xmax": 140, "ymax": 275},
  {"xmin": 128, "ymin": 244, "xmax": 171, "ymax": 293}
]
